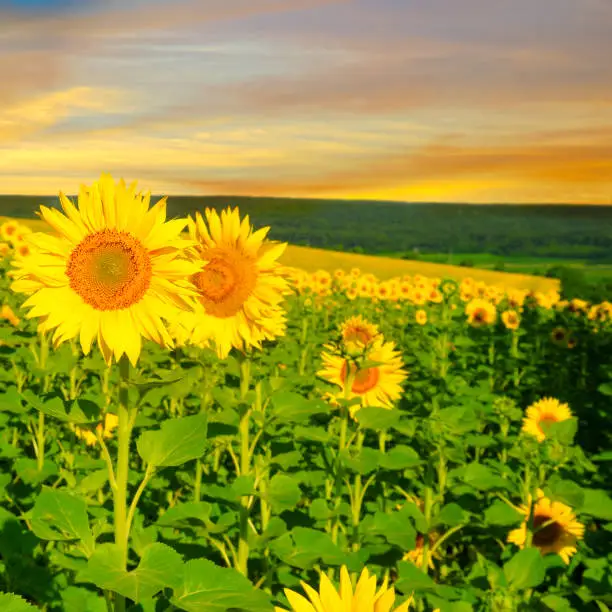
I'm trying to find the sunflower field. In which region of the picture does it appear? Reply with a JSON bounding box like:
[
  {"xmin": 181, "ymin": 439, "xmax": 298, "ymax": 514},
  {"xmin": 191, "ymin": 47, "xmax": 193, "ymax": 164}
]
[{"xmin": 0, "ymin": 174, "xmax": 611, "ymax": 612}]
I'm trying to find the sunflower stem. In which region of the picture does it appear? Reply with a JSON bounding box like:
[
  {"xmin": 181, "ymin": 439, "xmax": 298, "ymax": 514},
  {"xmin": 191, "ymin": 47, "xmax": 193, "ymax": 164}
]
[
  {"xmin": 113, "ymin": 356, "xmax": 132, "ymax": 612},
  {"xmin": 237, "ymin": 355, "xmax": 252, "ymax": 578}
]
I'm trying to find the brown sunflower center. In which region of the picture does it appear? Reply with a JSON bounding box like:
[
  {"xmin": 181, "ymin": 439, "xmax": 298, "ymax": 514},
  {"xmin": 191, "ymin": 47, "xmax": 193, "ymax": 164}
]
[
  {"xmin": 532, "ymin": 513, "xmax": 563, "ymax": 547},
  {"xmin": 340, "ymin": 361, "xmax": 381, "ymax": 394},
  {"xmin": 5, "ymin": 225, "xmax": 16, "ymax": 236},
  {"xmin": 192, "ymin": 248, "xmax": 257, "ymax": 318},
  {"xmin": 66, "ymin": 229, "xmax": 152, "ymax": 311},
  {"xmin": 473, "ymin": 308, "xmax": 487, "ymax": 322},
  {"xmin": 345, "ymin": 326, "xmax": 373, "ymax": 346}
]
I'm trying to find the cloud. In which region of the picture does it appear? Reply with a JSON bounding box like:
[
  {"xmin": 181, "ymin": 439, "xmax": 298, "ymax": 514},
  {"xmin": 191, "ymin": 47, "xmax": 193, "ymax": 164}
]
[{"xmin": 0, "ymin": 87, "xmax": 127, "ymax": 142}]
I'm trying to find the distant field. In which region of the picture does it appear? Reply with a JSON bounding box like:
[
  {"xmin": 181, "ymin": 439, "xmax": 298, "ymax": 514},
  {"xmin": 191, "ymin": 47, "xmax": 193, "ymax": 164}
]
[
  {"xmin": 1, "ymin": 216, "xmax": 560, "ymax": 292},
  {"xmin": 381, "ymin": 251, "xmax": 612, "ymax": 282}
]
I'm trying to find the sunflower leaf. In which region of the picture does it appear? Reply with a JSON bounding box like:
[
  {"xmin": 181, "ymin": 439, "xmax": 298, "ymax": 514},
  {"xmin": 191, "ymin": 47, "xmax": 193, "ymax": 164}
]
[
  {"xmin": 136, "ymin": 413, "xmax": 208, "ymax": 468},
  {"xmin": 503, "ymin": 548, "xmax": 546, "ymax": 590},
  {"xmin": 77, "ymin": 543, "xmax": 183, "ymax": 604},
  {"xmin": 170, "ymin": 559, "xmax": 273, "ymax": 611},
  {"xmin": 0, "ymin": 593, "xmax": 38, "ymax": 611}
]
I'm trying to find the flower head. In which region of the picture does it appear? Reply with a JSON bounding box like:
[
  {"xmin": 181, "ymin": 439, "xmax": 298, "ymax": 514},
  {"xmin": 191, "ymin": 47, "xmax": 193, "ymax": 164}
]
[
  {"xmin": 521, "ymin": 397, "xmax": 573, "ymax": 443},
  {"xmin": 10, "ymin": 173, "xmax": 200, "ymax": 365},
  {"xmin": 465, "ymin": 298, "xmax": 497, "ymax": 327},
  {"xmin": 507, "ymin": 489, "xmax": 584, "ymax": 564},
  {"xmin": 181, "ymin": 207, "xmax": 290, "ymax": 359},
  {"xmin": 318, "ymin": 338, "xmax": 407, "ymax": 416}
]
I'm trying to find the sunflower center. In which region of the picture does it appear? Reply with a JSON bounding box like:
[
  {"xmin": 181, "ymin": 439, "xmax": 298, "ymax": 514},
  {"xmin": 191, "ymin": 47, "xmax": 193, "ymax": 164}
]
[
  {"xmin": 192, "ymin": 247, "xmax": 258, "ymax": 318},
  {"xmin": 345, "ymin": 327, "xmax": 372, "ymax": 346},
  {"xmin": 473, "ymin": 309, "xmax": 486, "ymax": 322},
  {"xmin": 532, "ymin": 514, "xmax": 564, "ymax": 547},
  {"xmin": 340, "ymin": 361, "xmax": 380, "ymax": 394},
  {"xmin": 66, "ymin": 229, "xmax": 152, "ymax": 311}
]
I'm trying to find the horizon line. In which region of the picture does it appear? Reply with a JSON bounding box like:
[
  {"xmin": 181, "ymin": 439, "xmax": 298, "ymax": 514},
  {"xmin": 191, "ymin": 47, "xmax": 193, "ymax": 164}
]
[{"xmin": 0, "ymin": 194, "xmax": 610, "ymax": 207}]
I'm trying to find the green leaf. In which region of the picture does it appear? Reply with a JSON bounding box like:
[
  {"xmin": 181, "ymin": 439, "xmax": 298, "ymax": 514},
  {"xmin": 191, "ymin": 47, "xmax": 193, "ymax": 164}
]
[
  {"xmin": 31, "ymin": 488, "xmax": 95, "ymax": 557},
  {"xmin": 156, "ymin": 502, "xmax": 212, "ymax": 528},
  {"xmin": 170, "ymin": 559, "xmax": 273, "ymax": 611},
  {"xmin": 354, "ymin": 407, "xmax": 400, "ymax": 430},
  {"xmin": 396, "ymin": 560, "xmax": 438, "ymax": 593},
  {"xmin": 19, "ymin": 391, "xmax": 99, "ymax": 425},
  {"xmin": 463, "ymin": 463, "xmax": 509, "ymax": 491},
  {"xmin": 14, "ymin": 458, "xmax": 58, "ymax": 486},
  {"xmin": 547, "ymin": 479, "xmax": 584, "ymax": 509},
  {"xmin": 545, "ymin": 419, "xmax": 578, "ymax": 445},
  {"xmin": 77, "ymin": 543, "xmax": 183, "ymax": 604},
  {"xmin": 370, "ymin": 511, "xmax": 417, "ymax": 550},
  {"xmin": 0, "ymin": 387, "xmax": 27, "ymax": 414},
  {"xmin": 61, "ymin": 586, "xmax": 107, "ymax": 612},
  {"xmin": 265, "ymin": 474, "xmax": 301, "ymax": 513},
  {"xmin": 0, "ymin": 593, "xmax": 38, "ymax": 611},
  {"xmin": 597, "ymin": 382, "xmax": 612, "ymax": 396},
  {"xmin": 581, "ymin": 488, "xmax": 612, "ymax": 520},
  {"xmin": 379, "ymin": 445, "xmax": 422, "ymax": 470},
  {"xmin": 503, "ymin": 548, "xmax": 546, "ymax": 590},
  {"xmin": 137, "ymin": 413, "xmax": 208, "ymax": 467},
  {"xmin": 270, "ymin": 391, "xmax": 328, "ymax": 423},
  {"xmin": 270, "ymin": 528, "xmax": 347, "ymax": 569},
  {"xmin": 434, "ymin": 503, "xmax": 466, "ymax": 526},
  {"xmin": 340, "ymin": 448, "xmax": 381, "ymax": 474},
  {"xmin": 539, "ymin": 595, "xmax": 573, "ymax": 612},
  {"xmin": 484, "ymin": 501, "xmax": 523, "ymax": 526}
]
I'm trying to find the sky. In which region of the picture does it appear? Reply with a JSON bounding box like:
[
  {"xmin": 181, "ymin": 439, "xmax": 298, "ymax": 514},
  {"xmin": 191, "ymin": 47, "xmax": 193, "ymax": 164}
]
[{"xmin": 1, "ymin": 0, "xmax": 611, "ymax": 203}]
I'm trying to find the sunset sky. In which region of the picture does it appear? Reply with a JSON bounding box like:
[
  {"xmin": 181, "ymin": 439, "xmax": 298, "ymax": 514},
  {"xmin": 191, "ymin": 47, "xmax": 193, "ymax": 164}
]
[{"xmin": 1, "ymin": 0, "xmax": 611, "ymax": 203}]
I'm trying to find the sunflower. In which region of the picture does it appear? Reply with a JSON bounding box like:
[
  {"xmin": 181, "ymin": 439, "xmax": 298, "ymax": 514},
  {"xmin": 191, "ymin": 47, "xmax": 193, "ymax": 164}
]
[
  {"xmin": 339, "ymin": 315, "xmax": 381, "ymax": 355},
  {"xmin": 0, "ymin": 220, "xmax": 19, "ymax": 242},
  {"xmin": 9, "ymin": 173, "xmax": 201, "ymax": 366},
  {"xmin": 275, "ymin": 565, "xmax": 412, "ymax": 612},
  {"xmin": 465, "ymin": 298, "xmax": 497, "ymax": 327},
  {"xmin": 501, "ymin": 310, "xmax": 520, "ymax": 330},
  {"xmin": 415, "ymin": 309, "xmax": 427, "ymax": 325},
  {"xmin": 73, "ymin": 412, "xmax": 119, "ymax": 447},
  {"xmin": 180, "ymin": 207, "xmax": 290, "ymax": 359},
  {"xmin": 550, "ymin": 327, "xmax": 568, "ymax": 346},
  {"xmin": 0, "ymin": 242, "xmax": 10, "ymax": 257},
  {"xmin": 318, "ymin": 338, "xmax": 407, "ymax": 415},
  {"xmin": 507, "ymin": 489, "xmax": 584, "ymax": 564},
  {"xmin": 521, "ymin": 397, "xmax": 573, "ymax": 442}
]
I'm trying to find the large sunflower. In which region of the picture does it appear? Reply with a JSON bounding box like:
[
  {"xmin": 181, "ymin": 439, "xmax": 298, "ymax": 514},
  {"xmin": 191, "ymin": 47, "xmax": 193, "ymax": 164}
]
[
  {"xmin": 181, "ymin": 207, "xmax": 290, "ymax": 359},
  {"xmin": 275, "ymin": 566, "xmax": 411, "ymax": 612},
  {"xmin": 521, "ymin": 397, "xmax": 573, "ymax": 443},
  {"xmin": 318, "ymin": 338, "xmax": 407, "ymax": 415},
  {"xmin": 10, "ymin": 173, "xmax": 201, "ymax": 365},
  {"xmin": 507, "ymin": 489, "xmax": 584, "ymax": 564}
]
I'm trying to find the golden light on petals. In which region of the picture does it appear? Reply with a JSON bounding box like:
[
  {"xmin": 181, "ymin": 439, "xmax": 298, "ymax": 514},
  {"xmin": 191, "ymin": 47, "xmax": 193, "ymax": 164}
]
[
  {"xmin": 66, "ymin": 229, "xmax": 152, "ymax": 311},
  {"xmin": 274, "ymin": 565, "xmax": 412, "ymax": 612}
]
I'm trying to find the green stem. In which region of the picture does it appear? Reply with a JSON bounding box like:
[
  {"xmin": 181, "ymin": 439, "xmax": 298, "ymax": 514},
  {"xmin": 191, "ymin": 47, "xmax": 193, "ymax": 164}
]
[
  {"xmin": 36, "ymin": 411, "xmax": 45, "ymax": 472},
  {"xmin": 237, "ymin": 355, "xmax": 251, "ymax": 577},
  {"xmin": 113, "ymin": 356, "xmax": 132, "ymax": 612}
]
